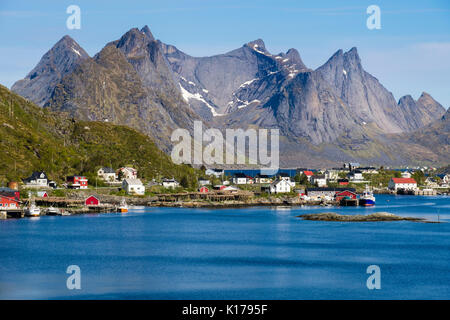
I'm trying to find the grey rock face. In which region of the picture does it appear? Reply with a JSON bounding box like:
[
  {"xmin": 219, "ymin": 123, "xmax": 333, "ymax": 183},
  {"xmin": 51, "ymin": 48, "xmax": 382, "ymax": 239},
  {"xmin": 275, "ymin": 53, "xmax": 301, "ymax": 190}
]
[
  {"xmin": 38, "ymin": 27, "xmax": 200, "ymax": 152},
  {"xmin": 397, "ymin": 92, "xmax": 446, "ymax": 130},
  {"xmin": 11, "ymin": 35, "xmax": 89, "ymax": 106}
]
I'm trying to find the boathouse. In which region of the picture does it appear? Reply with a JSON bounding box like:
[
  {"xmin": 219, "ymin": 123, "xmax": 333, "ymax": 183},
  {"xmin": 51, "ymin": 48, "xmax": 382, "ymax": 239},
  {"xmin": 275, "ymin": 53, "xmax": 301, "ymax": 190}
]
[
  {"xmin": 335, "ymin": 190, "xmax": 357, "ymax": 202},
  {"xmin": 85, "ymin": 196, "xmax": 100, "ymax": 206}
]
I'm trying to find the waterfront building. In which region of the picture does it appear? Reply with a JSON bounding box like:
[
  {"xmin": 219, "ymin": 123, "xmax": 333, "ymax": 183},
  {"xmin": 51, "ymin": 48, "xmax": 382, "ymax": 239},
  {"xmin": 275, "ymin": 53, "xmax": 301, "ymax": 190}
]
[
  {"xmin": 307, "ymin": 187, "xmax": 356, "ymax": 198},
  {"xmin": 388, "ymin": 178, "xmax": 417, "ymax": 191},
  {"xmin": 269, "ymin": 179, "xmax": 292, "ymax": 194},
  {"xmin": 85, "ymin": 196, "xmax": 100, "ymax": 206}
]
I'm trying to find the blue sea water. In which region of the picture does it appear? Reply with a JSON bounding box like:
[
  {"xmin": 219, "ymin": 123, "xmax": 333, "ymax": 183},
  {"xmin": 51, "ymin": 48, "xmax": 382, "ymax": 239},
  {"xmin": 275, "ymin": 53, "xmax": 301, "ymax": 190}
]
[{"xmin": 0, "ymin": 194, "xmax": 449, "ymax": 300}]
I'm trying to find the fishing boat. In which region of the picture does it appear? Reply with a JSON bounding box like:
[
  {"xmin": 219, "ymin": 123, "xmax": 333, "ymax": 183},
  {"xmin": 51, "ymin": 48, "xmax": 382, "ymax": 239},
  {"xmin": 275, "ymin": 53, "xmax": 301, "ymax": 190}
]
[
  {"xmin": 25, "ymin": 199, "xmax": 41, "ymax": 217},
  {"xmin": 118, "ymin": 199, "xmax": 128, "ymax": 213},
  {"xmin": 359, "ymin": 186, "xmax": 376, "ymax": 207}
]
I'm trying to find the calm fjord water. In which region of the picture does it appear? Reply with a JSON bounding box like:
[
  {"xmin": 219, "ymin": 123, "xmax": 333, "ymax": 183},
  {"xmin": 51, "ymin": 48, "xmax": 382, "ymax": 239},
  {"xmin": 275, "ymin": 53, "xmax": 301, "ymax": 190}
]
[{"xmin": 0, "ymin": 195, "xmax": 449, "ymax": 299}]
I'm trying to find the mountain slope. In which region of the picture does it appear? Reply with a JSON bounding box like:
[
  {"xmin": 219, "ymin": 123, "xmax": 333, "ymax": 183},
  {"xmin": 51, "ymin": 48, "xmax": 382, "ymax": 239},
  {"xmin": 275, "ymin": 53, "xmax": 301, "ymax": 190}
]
[{"xmin": 0, "ymin": 84, "xmax": 199, "ymax": 185}]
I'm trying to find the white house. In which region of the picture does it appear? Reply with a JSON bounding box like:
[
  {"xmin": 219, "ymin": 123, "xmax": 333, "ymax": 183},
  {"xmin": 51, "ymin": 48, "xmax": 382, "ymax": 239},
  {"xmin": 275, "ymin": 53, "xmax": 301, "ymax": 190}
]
[
  {"xmin": 269, "ymin": 179, "xmax": 292, "ymax": 194},
  {"xmin": 388, "ymin": 178, "xmax": 417, "ymax": 191},
  {"xmin": 122, "ymin": 179, "xmax": 145, "ymax": 195},
  {"xmin": 162, "ymin": 178, "xmax": 180, "ymax": 189},
  {"xmin": 324, "ymin": 170, "xmax": 339, "ymax": 182},
  {"xmin": 198, "ymin": 178, "xmax": 210, "ymax": 186},
  {"xmin": 311, "ymin": 175, "xmax": 327, "ymax": 187},
  {"xmin": 232, "ymin": 173, "xmax": 248, "ymax": 185},
  {"xmin": 97, "ymin": 167, "xmax": 117, "ymax": 182},
  {"xmin": 401, "ymin": 171, "xmax": 412, "ymax": 178},
  {"xmin": 117, "ymin": 167, "xmax": 138, "ymax": 180},
  {"xmin": 255, "ymin": 174, "xmax": 272, "ymax": 184},
  {"xmin": 205, "ymin": 168, "xmax": 224, "ymax": 178},
  {"xmin": 347, "ymin": 170, "xmax": 364, "ymax": 182},
  {"xmin": 23, "ymin": 172, "xmax": 48, "ymax": 188}
]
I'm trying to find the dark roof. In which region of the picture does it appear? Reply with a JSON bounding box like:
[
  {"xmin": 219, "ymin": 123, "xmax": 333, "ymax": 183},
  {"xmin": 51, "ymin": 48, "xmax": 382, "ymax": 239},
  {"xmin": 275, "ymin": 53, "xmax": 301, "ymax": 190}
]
[
  {"xmin": 312, "ymin": 175, "xmax": 326, "ymax": 179},
  {"xmin": 307, "ymin": 187, "xmax": 356, "ymax": 192},
  {"xmin": 23, "ymin": 171, "xmax": 48, "ymax": 182},
  {"xmin": 100, "ymin": 167, "xmax": 115, "ymax": 173},
  {"xmin": 278, "ymin": 172, "xmax": 290, "ymax": 177},
  {"xmin": 233, "ymin": 173, "xmax": 247, "ymax": 178},
  {"xmin": 256, "ymin": 174, "xmax": 270, "ymax": 178}
]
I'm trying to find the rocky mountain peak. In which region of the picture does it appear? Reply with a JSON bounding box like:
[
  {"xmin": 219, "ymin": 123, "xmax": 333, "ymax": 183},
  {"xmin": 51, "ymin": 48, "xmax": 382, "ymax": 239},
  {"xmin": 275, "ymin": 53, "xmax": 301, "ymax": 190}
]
[
  {"xmin": 285, "ymin": 48, "xmax": 307, "ymax": 70},
  {"xmin": 11, "ymin": 35, "xmax": 89, "ymax": 106},
  {"xmin": 398, "ymin": 94, "xmax": 415, "ymax": 105},
  {"xmin": 245, "ymin": 39, "xmax": 267, "ymax": 52},
  {"xmin": 140, "ymin": 25, "xmax": 155, "ymax": 41}
]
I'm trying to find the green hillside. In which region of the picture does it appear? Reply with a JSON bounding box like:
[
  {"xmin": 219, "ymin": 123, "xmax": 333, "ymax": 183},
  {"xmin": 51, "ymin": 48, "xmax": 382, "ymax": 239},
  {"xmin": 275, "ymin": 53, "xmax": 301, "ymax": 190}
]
[{"xmin": 0, "ymin": 84, "xmax": 199, "ymax": 187}]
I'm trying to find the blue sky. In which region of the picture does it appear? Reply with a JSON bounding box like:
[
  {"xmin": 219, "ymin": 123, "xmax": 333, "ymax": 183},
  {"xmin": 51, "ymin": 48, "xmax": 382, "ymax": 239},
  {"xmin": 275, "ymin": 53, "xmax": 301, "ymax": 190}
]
[{"xmin": 1, "ymin": 0, "xmax": 449, "ymax": 108}]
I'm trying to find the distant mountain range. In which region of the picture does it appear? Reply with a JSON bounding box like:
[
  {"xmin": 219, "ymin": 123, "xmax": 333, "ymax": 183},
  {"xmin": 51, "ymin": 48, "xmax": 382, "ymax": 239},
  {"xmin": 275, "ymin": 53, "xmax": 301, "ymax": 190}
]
[{"xmin": 10, "ymin": 26, "xmax": 449, "ymax": 167}]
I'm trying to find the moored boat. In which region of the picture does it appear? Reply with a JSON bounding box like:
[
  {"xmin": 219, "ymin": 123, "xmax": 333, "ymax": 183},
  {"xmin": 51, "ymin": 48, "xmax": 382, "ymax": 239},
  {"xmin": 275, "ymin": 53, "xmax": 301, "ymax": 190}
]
[
  {"xmin": 25, "ymin": 200, "xmax": 41, "ymax": 217},
  {"xmin": 359, "ymin": 186, "xmax": 376, "ymax": 207},
  {"xmin": 118, "ymin": 199, "xmax": 128, "ymax": 213},
  {"xmin": 46, "ymin": 206, "xmax": 61, "ymax": 215}
]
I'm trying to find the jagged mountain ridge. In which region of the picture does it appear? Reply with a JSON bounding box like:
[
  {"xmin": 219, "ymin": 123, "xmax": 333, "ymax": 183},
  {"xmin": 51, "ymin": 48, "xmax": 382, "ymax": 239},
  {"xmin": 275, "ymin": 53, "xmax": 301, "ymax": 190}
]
[
  {"xmin": 13, "ymin": 27, "xmax": 200, "ymax": 152},
  {"xmin": 10, "ymin": 25, "xmax": 448, "ymax": 167}
]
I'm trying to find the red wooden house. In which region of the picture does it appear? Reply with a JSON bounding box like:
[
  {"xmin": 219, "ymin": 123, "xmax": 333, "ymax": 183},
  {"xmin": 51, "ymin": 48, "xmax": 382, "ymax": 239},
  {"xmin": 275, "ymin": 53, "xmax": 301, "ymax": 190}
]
[
  {"xmin": 0, "ymin": 193, "xmax": 20, "ymax": 210},
  {"xmin": 199, "ymin": 186, "xmax": 209, "ymax": 193},
  {"xmin": 335, "ymin": 190, "xmax": 357, "ymax": 202},
  {"xmin": 85, "ymin": 196, "xmax": 100, "ymax": 206},
  {"xmin": 67, "ymin": 176, "xmax": 88, "ymax": 189}
]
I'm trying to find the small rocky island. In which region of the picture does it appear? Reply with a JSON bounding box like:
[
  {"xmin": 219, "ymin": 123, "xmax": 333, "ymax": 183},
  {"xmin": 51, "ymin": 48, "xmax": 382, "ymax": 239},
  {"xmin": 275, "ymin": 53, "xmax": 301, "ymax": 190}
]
[{"xmin": 298, "ymin": 212, "xmax": 430, "ymax": 222}]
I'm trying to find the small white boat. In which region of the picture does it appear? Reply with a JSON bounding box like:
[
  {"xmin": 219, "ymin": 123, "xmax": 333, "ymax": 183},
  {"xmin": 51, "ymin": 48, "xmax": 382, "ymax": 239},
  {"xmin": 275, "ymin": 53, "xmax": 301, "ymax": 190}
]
[
  {"xmin": 46, "ymin": 206, "xmax": 61, "ymax": 215},
  {"xmin": 25, "ymin": 201, "xmax": 41, "ymax": 217},
  {"xmin": 118, "ymin": 199, "xmax": 128, "ymax": 213}
]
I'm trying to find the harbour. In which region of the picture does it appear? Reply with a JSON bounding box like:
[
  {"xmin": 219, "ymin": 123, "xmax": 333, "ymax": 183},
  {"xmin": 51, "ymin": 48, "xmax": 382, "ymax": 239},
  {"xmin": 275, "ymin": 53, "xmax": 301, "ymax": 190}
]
[{"xmin": 0, "ymin": 194, "xmax": 448, "ymax": 299}]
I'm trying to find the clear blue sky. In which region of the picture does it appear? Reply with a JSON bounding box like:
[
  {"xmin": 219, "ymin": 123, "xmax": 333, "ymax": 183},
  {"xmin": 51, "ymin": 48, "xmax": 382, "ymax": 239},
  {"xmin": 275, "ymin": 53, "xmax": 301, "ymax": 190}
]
[{"xmin": 1, "ymin": 0, "xmax": 449, "ymax": 108}]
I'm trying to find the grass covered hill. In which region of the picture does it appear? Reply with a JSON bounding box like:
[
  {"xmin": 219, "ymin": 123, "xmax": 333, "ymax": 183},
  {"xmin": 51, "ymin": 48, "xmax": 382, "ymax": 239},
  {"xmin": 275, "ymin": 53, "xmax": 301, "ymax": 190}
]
[{"xmin": 0, "ymin": 84, "xmax": 199, "ymax": 186}]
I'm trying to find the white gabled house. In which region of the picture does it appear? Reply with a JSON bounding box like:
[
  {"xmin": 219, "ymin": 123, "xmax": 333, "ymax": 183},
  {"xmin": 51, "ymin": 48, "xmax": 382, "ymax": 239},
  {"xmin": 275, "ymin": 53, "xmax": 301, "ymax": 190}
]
[
  {"xmin": 162, "ymin": 178, "xmax": 180, "ymax": 189},
  {"xmin": 269, "ymin": 179, "xmax": 292, "ymax": 194},
  {"xmin": 122, "ymin": 178, "xmax": 145, "ymax": 195},
  {"xmin": 232, "ymin": 173, "xmax": 248, "ymax": 185},
  {"xmin": 117, "ymin": 167, "xmax": 138, "ymax": 180},
  {"xmin": 97, "ymin": 167, "xmax": 117, "ymax": 182},
  {"xmin": 311, "ymin": 175, "xmax": 327, "ymax": 187},
  {"xmin": 23, "ymin": 171, "xmax": 48, "ymax": 188}
]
